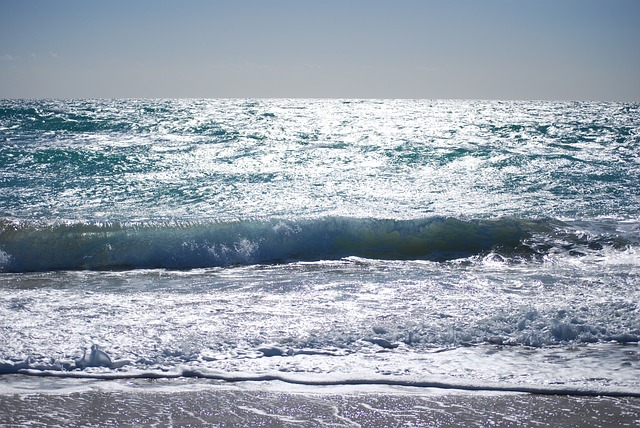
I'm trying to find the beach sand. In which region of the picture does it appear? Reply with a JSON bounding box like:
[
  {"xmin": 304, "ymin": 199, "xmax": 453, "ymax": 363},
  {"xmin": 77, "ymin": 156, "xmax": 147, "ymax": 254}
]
[{"xmin": 1, "ymin": 379, "xmax": 639, "ymax": 427}]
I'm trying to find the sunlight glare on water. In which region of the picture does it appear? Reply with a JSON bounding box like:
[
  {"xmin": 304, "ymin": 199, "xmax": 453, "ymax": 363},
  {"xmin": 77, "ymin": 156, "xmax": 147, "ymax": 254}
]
[{"xmin": 0, "ymin": 99, "xmax": 638, "ymax": 398}]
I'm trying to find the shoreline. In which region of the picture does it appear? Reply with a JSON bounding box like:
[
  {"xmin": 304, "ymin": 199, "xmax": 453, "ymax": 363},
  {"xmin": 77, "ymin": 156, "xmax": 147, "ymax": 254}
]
[
  {"xmin": 1, "ymin": 378, "xmax": 639, "ymax": 427},
  {"xmin": 4, "ymin": 367, "xmax": 640, "ymax": 398}
]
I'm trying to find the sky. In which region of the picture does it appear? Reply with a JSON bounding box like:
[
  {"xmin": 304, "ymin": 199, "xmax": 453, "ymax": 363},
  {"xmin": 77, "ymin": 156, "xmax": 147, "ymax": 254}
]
[{"xmin": 1, "ymin": 0, "xmax": 639, "ymax": 101}]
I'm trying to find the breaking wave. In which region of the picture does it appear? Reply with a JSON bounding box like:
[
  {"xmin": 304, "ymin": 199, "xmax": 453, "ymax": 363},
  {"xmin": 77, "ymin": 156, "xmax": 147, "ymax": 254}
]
[{"xmin": 0, "ymin": 216, "xmax": 634, "ymax": 272}]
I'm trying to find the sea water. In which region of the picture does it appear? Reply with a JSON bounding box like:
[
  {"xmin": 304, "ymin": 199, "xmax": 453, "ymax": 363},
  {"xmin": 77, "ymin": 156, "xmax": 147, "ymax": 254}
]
[{"xmin": 0, "ymin": 99, "xmax": 639, "ymax": 398}]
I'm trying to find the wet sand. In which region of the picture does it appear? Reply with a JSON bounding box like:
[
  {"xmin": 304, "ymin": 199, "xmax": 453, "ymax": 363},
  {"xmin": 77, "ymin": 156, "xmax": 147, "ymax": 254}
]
[{"xmin": 1, "ymin": 381, "xmax": 639, "ymax": 427}]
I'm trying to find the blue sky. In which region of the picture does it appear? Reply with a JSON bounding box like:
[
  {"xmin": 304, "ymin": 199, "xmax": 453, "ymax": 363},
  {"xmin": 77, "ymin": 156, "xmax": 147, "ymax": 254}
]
[{"xmin": 1, "ymin": 0, "xmax": 639, "ymax": 100}]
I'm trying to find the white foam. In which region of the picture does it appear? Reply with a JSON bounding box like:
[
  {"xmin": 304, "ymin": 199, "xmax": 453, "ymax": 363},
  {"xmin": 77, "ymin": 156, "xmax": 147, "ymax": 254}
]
[{"xmin": 12, "ymin": 367, "xmax": 640, "ymax": 398}]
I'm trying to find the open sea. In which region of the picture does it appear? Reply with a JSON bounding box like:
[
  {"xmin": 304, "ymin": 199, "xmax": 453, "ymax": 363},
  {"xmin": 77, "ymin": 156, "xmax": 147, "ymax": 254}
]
[{"xmin": 1, "ymin": 98, "xmax": 639, "ymax": 423}]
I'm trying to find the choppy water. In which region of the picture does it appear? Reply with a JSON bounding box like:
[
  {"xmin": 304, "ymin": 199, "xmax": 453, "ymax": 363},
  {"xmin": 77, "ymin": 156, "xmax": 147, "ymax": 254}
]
[{"xmin": 1, "ymin": 99, "xmax": 639, "ymax": 396}]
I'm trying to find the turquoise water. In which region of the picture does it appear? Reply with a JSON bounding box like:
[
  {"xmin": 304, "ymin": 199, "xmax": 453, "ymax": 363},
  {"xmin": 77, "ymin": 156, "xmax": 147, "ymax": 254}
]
[{"xmin": 0, "ymin": 99, "xmax": 639, "ymax": 396}]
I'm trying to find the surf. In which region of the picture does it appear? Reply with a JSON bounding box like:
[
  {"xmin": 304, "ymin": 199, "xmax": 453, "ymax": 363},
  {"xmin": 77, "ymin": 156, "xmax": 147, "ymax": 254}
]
[{"xmin": 0, "ymin": 216, "xmax": 632, "ymax": 273}]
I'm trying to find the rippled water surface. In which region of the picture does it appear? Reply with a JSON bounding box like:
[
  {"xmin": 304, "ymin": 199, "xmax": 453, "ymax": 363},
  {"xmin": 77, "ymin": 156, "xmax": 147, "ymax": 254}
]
[{"xmin": 0, "ymin": 99, "xmax": 639, "ymax": 398}]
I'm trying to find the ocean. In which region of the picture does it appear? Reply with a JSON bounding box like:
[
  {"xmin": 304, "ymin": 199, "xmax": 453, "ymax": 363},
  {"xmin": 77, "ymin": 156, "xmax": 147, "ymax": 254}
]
[{"xmin": 1, "ymin": 98, "xmax": 639, "ymax": 424}]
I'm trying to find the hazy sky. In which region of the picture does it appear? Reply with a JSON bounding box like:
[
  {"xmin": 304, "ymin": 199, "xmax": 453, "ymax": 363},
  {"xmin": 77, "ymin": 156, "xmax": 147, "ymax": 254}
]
[{"xmin": 1, "ymin": 0, "xmax": 639, "ymax": 100}]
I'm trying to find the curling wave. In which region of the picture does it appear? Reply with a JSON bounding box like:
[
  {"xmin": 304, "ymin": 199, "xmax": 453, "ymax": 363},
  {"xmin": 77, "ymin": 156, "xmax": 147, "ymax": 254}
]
[{"xmin": 0, "ymin": 216, "xmax": 633, "ymax": 273}]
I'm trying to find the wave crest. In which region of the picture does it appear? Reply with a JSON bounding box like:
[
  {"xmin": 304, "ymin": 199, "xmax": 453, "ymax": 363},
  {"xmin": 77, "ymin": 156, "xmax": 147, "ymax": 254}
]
[{"xmin": 0, "ymin": 216, "xmax": 633, "ymax": 272}]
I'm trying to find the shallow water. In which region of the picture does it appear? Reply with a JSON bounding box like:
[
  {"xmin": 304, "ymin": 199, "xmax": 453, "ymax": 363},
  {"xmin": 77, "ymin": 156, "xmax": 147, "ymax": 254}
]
[{"xmin": 1, "ymin": 378, "xmax": 639, "ymax": 427}]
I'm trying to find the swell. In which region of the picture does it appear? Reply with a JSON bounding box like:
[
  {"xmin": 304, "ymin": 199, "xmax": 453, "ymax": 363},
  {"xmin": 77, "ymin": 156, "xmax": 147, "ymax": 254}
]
[{"xmin": 0, "ymin": 216, "xmax": 633, "ymax": 273}]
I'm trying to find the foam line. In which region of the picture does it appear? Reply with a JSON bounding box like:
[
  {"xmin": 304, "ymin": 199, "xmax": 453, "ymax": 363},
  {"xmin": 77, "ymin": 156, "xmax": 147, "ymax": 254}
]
[{"xmin": 15, "ymin": 369, "xmax": 640, "ymax": 398}]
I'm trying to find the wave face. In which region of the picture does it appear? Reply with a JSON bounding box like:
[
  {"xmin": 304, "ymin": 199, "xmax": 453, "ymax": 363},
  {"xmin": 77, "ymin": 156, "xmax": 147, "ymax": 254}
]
[
  {"xmin": 2, "ymin": 216, "xmax": 635, "ymax": 273},
  {"xmin": 1, "ymin": 99, "xmax": 639, "ymax": 395},
  {"xmin": 0, "ymin": 216, "xmax": 533, "ymax": 272}
]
